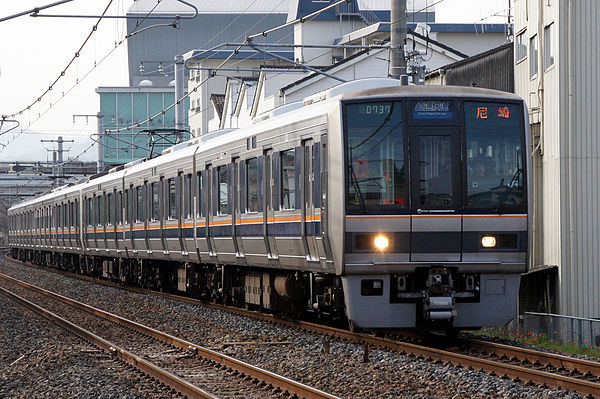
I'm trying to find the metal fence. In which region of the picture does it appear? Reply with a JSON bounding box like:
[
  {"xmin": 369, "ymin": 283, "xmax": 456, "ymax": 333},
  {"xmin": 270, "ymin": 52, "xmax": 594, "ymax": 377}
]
[{"xmin": 524, "ymin": 312, "xmax": 600, "ymax": 347}]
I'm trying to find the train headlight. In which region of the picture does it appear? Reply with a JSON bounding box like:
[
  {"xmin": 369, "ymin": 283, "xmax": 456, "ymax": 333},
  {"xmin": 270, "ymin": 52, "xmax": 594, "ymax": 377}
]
[
  {"xmin": 374, "ymin": 235, "xmax": 389, "ymax": 250},
  {"xmin": 481, "ymin": 235, "xmax": 497, "ymax": 248}
]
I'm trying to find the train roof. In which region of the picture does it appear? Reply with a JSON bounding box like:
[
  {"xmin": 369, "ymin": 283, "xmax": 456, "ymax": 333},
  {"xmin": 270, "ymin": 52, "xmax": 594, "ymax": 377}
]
[{"xmin": 338, "ymin": 83, "xmax": 523, "ymax": 102}]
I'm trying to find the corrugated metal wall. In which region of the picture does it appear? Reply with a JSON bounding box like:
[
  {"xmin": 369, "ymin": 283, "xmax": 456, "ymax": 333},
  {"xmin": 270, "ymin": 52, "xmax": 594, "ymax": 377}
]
[
  {"xmin": 126, "ymin": 14, "xmax": 291, "ymax": 87},
  {"xmin": 444, "ymin": 43, "xmax": 514, "ymax": 92},
  {"xmin": 560, "ymin": 0, "xmax": 600, "ymax": 318}
]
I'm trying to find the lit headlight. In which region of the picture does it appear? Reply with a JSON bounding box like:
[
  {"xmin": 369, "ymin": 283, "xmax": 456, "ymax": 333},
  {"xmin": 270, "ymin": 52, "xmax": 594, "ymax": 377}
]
[
  {"xmin": 374, "ymin": 235, "xmax": 389, "ymax": 250},
  {"xmin": 481, "ymin": 235, "xmax": 497, "ymax": 248}
]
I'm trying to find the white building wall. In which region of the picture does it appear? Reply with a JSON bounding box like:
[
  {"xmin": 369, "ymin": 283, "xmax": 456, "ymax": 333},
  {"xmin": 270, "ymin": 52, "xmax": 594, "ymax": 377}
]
[
  {"xmin": 186, "ymin": 58, "xmax": 266, "ymax": 136},
  {"xmin": 514, "ymin": 0, "xmax": 600, "ymax": 318},
  {"xmin": 283, "ymin": 50, "xmax": 389, "ymax": 103},
  {"xmin": 284, "ymin": 44, "xmax": 459, "ymax": 104},
  {"xmin": 435, "ymin": 32, "xmax": 507, "ymax": 57},
  {"xmin": 294, "ymin": 20, "xmax": 367, "ymax": 65}
]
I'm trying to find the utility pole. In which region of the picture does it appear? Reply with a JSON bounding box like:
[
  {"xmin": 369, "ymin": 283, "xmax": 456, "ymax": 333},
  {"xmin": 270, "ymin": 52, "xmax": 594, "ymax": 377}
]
[
  {"xmin": 41, "ymin": 136, "xmax": 74, "ymax": 187},
  {"xmin": 174, "ymin": 55, "xmax": 186, "ymax": 142},
  {"xmin": 390, "ymin": 0, "xmax": 407, "ymax": 81}
]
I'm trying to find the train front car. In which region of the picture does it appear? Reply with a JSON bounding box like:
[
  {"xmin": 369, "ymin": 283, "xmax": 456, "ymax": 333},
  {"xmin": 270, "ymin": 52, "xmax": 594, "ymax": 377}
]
[{"xmin": 338, "ymin": 86, "xmax": 529, "ymax": 331}]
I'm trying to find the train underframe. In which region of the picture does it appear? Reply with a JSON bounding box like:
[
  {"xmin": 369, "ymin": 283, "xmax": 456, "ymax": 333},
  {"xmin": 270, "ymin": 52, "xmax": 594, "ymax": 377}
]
[
  {"xmin": 10, "ymin": 248, "xmax": 520, "ymax": 332},
  {"xmin": 11, "ymin": 248, "xmax": 346, "ymax": 324}
]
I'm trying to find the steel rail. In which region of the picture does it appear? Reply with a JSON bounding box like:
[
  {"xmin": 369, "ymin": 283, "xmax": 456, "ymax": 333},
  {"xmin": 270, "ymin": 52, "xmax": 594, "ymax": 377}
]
[
  {"xmin": 0, "ymin": 271, "xmax": 341, "ymax": 399},
  {"xmin": 457, "ymin": 336, "xmax": 600, "ymax": 377},
  {"xmin": 5, "ymin": 256, "xmax": 600, "ymax": 397},
  {"xmin": 0, "ymin": 286, "xmax": 219, "ymax": 399}
]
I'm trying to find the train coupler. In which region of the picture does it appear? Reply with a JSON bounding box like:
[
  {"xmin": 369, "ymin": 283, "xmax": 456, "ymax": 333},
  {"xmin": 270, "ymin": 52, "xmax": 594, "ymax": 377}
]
[{"xmin": 424, "ymin": 296, "xmax": 456, "ymax": 321}]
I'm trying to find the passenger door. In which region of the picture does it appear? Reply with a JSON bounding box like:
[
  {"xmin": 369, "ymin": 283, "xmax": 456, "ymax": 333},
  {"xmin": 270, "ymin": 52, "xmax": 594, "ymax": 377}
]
[
  {"xmin": 409, "ymin": 127, "xmax": 462, "ymax": 262},
  {"xmin": 302, "ymin": 139, "xmax": 319, "ymax": 262}
]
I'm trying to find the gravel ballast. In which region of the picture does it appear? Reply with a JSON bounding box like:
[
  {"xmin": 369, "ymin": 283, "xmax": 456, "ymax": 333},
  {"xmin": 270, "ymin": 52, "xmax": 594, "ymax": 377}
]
[
  {"xmin": 0, "ymin": 258, "xmax": 585, "ymax": 399},
  {"xmin": 0, "ymin": 293, "xmax": 176, "ymax": 399}
]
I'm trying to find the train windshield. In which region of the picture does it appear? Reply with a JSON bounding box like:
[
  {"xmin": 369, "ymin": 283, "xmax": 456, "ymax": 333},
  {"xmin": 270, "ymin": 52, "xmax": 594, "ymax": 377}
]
[
  {"xmin": 344, "ymin": 102, "xmax": 407, "ymax": 211},
  {"xmin": 464, "ymin": 102, "xmax": 524, "ymax": 210}
]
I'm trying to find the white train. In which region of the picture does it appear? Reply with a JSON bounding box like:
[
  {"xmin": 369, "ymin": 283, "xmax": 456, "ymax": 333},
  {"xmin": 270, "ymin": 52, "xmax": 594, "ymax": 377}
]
[{"xmin": 9, "ymin": 78, "xmax": 530, "ymax": 332}]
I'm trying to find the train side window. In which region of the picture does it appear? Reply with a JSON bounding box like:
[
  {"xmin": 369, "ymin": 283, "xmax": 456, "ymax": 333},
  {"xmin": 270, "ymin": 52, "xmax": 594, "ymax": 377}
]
[
  {"xmin": 88, "ymin": 197, "xmax": 94, "ymax": 227},
  {"xmin": 178, "ymin": 172, "xmax": 184, "ymax": 219},
  {"xmin": 136, "ymin": 186, "xmax": 145, "ymax": 223},
  {"xmin": 150, "ymin": 182, "xmax": 160, "ymax": 221},
  {"xmin": 116, "ymin": 192, "xmax": 122, "ymax": 225},
  {"xmin": 75, "ymin": 199, "xmax": 79, "ymax": 227},
  {"xmin": 196, "ymin": 171, "xmax": 204, "ymax": 218},
  {"xmin": 281, "ymin": 149, "xmax": 296, "ymax": 210},
  {"xmin": 246, "ymin": 157, "xmax": 258, "ymax": 213},
  {"xmin": 107, "ymin": 193, "xmax": 114, "ymax": 225},
  {"xmin": 184, "ymin": 174, "xmax": 192, "ymax": 219},
  {"xmin": 217, "ymin": 165, "xmax": 228, "ymax": 215},
  {"xmin": 167, "ymin": 178, "xmax": 177, "ymax": 220},
  {"xmin": 98, "ymin": 195, "xmax": 105, "ymax": 226},
  {"xmin": 127, "ymin": 186, "xmax": 136, "ymax": 224}
]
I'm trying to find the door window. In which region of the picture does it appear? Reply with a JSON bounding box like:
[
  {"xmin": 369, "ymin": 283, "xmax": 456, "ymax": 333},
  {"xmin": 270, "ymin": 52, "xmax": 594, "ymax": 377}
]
[{"xmin": 418, "ymin": 135, "xmax": 453, "ymax": 208}]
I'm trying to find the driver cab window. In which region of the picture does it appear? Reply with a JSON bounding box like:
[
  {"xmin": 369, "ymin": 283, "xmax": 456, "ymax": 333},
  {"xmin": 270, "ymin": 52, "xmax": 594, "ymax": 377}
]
[{"xmin": 464, "ymin": 102, "xmax": 524, "ymax": 209}]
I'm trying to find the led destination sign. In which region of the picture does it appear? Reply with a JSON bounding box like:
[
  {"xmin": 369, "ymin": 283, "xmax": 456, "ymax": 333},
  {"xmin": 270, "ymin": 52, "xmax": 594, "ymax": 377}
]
[
  {"xmin": 412, "ymin": 100, "xmax": 454, "ymax": 119},
  {"xmin": 464, "ymin": 102, "xmax": 519, "ymax": 128}
]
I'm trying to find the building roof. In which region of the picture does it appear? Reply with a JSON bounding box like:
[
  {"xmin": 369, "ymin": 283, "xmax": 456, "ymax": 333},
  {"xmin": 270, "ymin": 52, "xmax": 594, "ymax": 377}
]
[
  {"xmin": 410, "ymin": 30, "xmax": 468, "ymax": 58},
  {"xmin": 184, "ymin": 49, "xmax": 294, "ymax": 62},
  {"xmin": 127, "ymin": 0, "xmax": 290, "ymax": 15},
  {"xmin": 96, "ymin": 87, "xmax": 175, "ymax": 93},
  {"xmin": 279, "ymin": 48, "xmax": 376, "ymax": 93},
  {"xmin": 287, "ymin": 0, "xmax": 436, "ymax": 22},
  {"xmin": 210, "ymin": 94, "xmax": 226, "ymax": 118},
  {"xmin": 335, "ymin": 22, "xmax": 510, "ymax": 45}
]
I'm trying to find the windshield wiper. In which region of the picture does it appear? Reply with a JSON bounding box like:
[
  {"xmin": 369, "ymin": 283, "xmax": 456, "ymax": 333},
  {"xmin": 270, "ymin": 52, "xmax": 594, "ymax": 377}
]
[{"xmin": 494, "ymin": 168, "xmax": 523, "ymax": 213}]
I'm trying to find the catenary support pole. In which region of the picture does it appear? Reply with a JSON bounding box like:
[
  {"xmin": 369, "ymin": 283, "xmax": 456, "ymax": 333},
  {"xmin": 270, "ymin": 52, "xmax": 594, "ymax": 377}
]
[
  {"xmin": 390, "ymin": 0, "xmax": 407, "ymax": 80},
  {"xmin": 174, "ymin": 55, "xmax": 186, "ymax": 141}
]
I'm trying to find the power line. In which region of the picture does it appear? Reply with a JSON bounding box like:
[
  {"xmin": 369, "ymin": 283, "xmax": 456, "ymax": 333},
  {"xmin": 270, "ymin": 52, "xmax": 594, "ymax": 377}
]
[
  {"xmin": 108, "ymin": 0, "xmax": 350, "ymax": 134},
  {"xmin": 0, "ymin": 0, "xmax": 173, "ymax": 154},
  {"xmin": 6, "ymin": 0, "xmax": 115, "ymax": 119}
]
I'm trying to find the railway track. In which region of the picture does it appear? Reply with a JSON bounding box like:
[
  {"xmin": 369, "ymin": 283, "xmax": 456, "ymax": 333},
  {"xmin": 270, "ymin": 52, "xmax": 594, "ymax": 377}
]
[
  {"xmin": 5, "ymin": 256, "xmax": 600, "ymax": 398},
  {"xmin": 0, "ymin": 271, "xmax": 341, "ymax": 399}
]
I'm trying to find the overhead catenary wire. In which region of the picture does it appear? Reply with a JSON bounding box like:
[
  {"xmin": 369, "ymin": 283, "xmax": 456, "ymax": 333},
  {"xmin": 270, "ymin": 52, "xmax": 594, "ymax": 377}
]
[
  {"xmin": 6, "ymin": 0, "xmax": 278, "ymax": 153},
  {"xmin": 138, "ymin": 0, "xmax": 449, "ymax": 134},
  {"xmin": 6, "ymin": 0, "xmax": 115, "ymax": 119},
  {"xmin": 0, "ymin": 0, "xmax": 177, "ymax": 155},
  {"xmin": 13, "ymin": 0, "xmax": 448, "ymax": 160},
  {"xmin": 107, "ymin": 0, "xmax": 344, "ymax": 134}
]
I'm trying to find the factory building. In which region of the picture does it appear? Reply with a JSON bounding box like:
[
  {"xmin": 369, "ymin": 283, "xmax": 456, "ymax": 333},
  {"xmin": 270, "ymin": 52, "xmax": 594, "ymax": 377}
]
[{"xmin": 514, "ymin": 0, "xmax": 600, "ymax": 318}]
